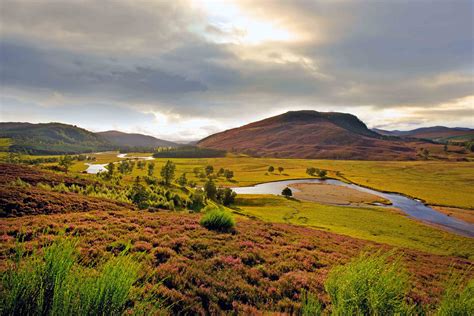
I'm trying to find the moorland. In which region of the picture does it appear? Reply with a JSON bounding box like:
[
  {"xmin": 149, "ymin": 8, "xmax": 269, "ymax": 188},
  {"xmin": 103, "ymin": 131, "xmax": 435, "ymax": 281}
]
[{"xmin": 1, "ymin": 111, "xmax": 473, "ymax": 315}]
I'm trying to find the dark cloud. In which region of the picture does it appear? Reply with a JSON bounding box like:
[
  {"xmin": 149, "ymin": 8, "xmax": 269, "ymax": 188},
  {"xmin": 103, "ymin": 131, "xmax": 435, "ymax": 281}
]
[{"xmin": 1, "ymin": 0, "xmax": 473, "ymax": 135}]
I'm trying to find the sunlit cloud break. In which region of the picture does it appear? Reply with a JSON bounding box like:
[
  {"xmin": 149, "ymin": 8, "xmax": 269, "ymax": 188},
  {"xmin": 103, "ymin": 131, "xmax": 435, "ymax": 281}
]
[{"xmin": 0, "ymin": 0, "xmax": 473, "ymax": 140}]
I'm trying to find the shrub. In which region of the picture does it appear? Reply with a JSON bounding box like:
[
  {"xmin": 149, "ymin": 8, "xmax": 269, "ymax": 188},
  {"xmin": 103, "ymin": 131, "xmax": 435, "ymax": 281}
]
[
  {"xmin": 282, "ymin": 187, "xmax": 292, "ymax": 197},
  {"xmin": 200, "ymin": 208, "xmax": 235, "ymax": 232},
  {"xmin": 437, "ymin": 270, "xmax": 474, "ymax": 315},
  {"xmin": 325, "ymin": 252, "xmax": 412, "ymax": 315}
]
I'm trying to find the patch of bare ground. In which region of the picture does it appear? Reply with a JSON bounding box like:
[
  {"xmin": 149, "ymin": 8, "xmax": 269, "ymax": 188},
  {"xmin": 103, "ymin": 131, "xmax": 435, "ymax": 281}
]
[{"xmin": 290, "ymin": 183, "xmax": 390, "ymax": 206}]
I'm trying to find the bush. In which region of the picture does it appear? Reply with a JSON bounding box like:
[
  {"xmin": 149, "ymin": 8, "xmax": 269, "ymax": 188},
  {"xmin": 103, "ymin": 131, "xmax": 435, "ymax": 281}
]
[
  {"xmin": 325, "ymin": 252, "xmax": 412, "ymax": 315},
  {"xmin": 200, "ymin": 208, "xmax": 235, "ymax": 232},
  {"xmin": 1, "ymin": 238, "xmax": 143, "ymax": 315},
  {"xmin": 282, "ymin": 187, "xmax": 292, "ymax": 197},
  {"xmin": 437, "ymin": 271, "xmax": 474, "ymax": 315}
]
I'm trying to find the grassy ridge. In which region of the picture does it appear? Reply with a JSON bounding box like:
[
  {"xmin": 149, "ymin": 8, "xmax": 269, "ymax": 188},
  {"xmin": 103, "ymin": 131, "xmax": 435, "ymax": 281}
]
[{"xmin": 234, "ymin": 194, "xmax": 474, "ymax": 258}]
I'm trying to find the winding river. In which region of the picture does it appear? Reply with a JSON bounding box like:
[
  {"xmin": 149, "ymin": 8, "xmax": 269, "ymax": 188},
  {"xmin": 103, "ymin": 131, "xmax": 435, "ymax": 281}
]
[
  {"xmin": 85, "ymin": 153, "xmax": 154, "ymax": 174},
  {"xmin": 232, "ymin": 179, "xmax": 474, "ymax": 238}
]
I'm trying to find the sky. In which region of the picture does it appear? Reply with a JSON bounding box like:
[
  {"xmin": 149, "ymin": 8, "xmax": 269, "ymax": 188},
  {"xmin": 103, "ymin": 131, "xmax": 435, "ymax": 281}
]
[{"xmin": 0, "ymin": 0, "xmax": 473, "ymax": 141}]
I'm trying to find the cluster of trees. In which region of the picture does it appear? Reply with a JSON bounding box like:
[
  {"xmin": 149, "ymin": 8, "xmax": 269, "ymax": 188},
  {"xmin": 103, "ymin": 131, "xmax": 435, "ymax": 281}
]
[
  {"xmin": 152, "ymin": 146, "xmax": 226, "ymax": 158},
  {"xmin": 306, "ymin": 167, "xmax": 327, "ymax": 178},
  {"xmin": 267, "ymin": 166, "xmax": 284, "ymax": 174},
  {"xmin": 193, "ymin": 165, "xmax": 235, "ymax": 181},
  {"xmin": 4, "ymin": 153, "xmax": 95, "ymax": 168},
  {"xmin": 203, "ymin": 179, "xmax": 237, "ymax": 206}
]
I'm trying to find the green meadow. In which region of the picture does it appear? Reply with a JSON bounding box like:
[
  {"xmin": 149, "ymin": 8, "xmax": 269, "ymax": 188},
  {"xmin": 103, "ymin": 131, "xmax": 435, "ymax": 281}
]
[
  {"xmin": 70, "ymin": 153, "xmax": 474, "ymax": 209},
  {"xmin": 233, "ymin": 194, "xmax": 474, "ymax": 258}
]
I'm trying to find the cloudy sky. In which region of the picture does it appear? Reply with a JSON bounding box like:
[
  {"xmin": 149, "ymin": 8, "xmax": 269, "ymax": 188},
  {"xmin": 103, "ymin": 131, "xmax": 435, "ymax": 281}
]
[{"xmin": 1, "ymin": 0, "xmax": 473, "ymax": 141}]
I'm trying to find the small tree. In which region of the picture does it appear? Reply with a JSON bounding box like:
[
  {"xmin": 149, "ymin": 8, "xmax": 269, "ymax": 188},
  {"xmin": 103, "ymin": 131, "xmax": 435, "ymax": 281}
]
[
  {"xmin": 224, "ymin": 169, "xmax": 234, "ymax": 181},
  {"xmin": 268, "ymin": 166, "xmax": 274, "ymax": 173},
  {"xmin": 176, "ymin": 172, "xmax": 187, "ymax": 187},
  {"xmin": 147, "ymin": 162, "xmax": 155, "ymax": 177},
  {"xmin": 278, "ymin": 167, "xmax": 284, "ymax": 174},
  {"xmin": 106, "ymin": 162, "xmax": 115, "ymax": 177},
  {"xmin": 217, "ymin": 168, "xmax": 225, "ymax": 177},
  {"xmin": 318, "ymin": 170, "xmax": 327, "ymax": 178},
  {"xmin": 160, "ymin": 160, "xmax": 176, "ymax": 185},
  {"xmin": 422, "ymin": 148, "xmax": 429, "ymax": 160},
  {"xmin": 217, "ymin": 188, "xmax": 237, "ymax": 206},
  {"xmin": 443, "ymin": 144, "xmax": 448, "ymax": 152},
  {"xmin": 59, "ymin": 155, "xmax": 74, "ymax": 173},
  {"xmin": 204, "ymin": 179, "xmax": 217, "ymax": 200},
  {"xmin": 306, "ymin": 167, "xmax": 316, "ymax": 176},
  {"xmin": 190, "ymin": 189, "xmax": 206, "ymax": 211},
  {"xmin": 205, "ymin": 165, "xmax": 214, "ymax": 176},
  {"xmin": 282, "ymin": 187, "xmax": 292, "ymax": 197},
  {"xmin": 128, "ymin": 183, "xmax": 149, "ymax": 209}
]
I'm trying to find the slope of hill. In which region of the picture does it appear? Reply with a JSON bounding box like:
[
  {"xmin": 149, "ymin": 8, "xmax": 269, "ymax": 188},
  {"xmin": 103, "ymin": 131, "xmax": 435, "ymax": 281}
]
[
  {"xmin": 0, "ymin": 122, "xmax": 112, "ymax": 154},
  {"xmin": 372, "ymin": 126, "xmax": 474, "ymax": 142},
  {"xmin": 198, "ymin": 111, "xmax": 432, "ymax": 160},
  {"xmin": 97, "ymin": 130, "xmax": 178, "ymax": 148}
]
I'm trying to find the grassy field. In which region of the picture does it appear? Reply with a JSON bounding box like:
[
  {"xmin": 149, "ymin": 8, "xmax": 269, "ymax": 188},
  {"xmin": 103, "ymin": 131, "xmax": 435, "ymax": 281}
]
[
  {"xmin": 233, "ymin": 194, "xmax": 474, "ymax": 259},
  {"xmin": 68, "ymin": 154, "xmax": 474, "ymax": 209},
  {"xmin": 0, "ymin": 138, "xmax": 11, "ymax": 152}
]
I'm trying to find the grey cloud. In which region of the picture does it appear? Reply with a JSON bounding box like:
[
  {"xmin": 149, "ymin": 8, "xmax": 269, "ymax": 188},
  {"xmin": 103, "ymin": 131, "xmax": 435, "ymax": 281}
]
[
  {"xmin": 0, "ymin": 41, "xmax": 207, "ymax": 99},
  {"xmin": 0, "ymin": 0, "xmax": 473, "ymax": 131}
]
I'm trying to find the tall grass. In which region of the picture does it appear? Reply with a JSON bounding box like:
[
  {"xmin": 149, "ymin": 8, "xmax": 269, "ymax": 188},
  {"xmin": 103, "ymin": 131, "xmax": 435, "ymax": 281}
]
[
  {"xmin": 300, "ymin": 290, "xmax": 323, "ymax": 316},
  {"xmin": 200, "ymin": 208, "xmax": 235, "ymax": 232},
  {"xmin": 324, "ymin": 252, "xmax": 413, "ymax": 315},
  {"xmin": 437, "ymin": 270, "xmax": 474, "ymax": 315},
  {"xmin": 1, "ymin": 238, "xmax": 142, "ymax": 316}
]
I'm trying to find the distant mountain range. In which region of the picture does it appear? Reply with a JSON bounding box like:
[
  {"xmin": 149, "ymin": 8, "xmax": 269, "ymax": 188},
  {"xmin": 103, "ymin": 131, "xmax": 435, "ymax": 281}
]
[
  {"xmin": 0, "ymin": 123, "xmax": 178, "ymax": 154},
  {"xmin": 372, "ymin": 126, "xmax": 474, "ymax": 142},
  {"xmin": 97, "ymin": 130, "xmax": 179, "ymax": 148},
  {"xmin": 198, "ymin": 111, "xmax": 459, "ymax": 160},
  {"xmin": 2, "ymin": 113, "xmax": 472, "ymax": 159}
]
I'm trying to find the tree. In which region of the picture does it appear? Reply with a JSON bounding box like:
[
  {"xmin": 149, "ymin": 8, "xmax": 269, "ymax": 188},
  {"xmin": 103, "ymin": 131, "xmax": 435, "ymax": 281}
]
[
  {"xmin": 443, "ymin": 144, "xmax": 448, "ymax": 152},
  {"xmin": 205, "ymin": 165, "xmax": 214, "ymax": 176},
  {"xmin": 268, "ymin": 166, "xmax": 274, "ymax": 173},
  {"xmin": 176, "ymin": 172, "xmax": 187, "ymax": 187},
  {"xmin": 160, "ymin": 160, "xmax": 176, "ymax": 185},
  {"xmin": 224, "ymin": 169, "xmax": 234, "ymax": 181},
  {"xmin": 106, "ymin": 162, "xmax": 115, "ymax": 178},
  {"xmin": 147, "ymin": 162, "xmax": 155, "ymax": 177},
  {"xmin": 190, "ymin": 189, "xmax": 206, "ymax": 211},
  {"xmin": 318, "ymin": 170, "xmax": 327, "ymax": 178},
  {"xmin": 59, "ymin": 155, "xmax": 74, "ymax": 173},
  {"xmin": 204, "ymin": 179, "xmax": 217, "ymax": 200},
  {"xmin": 306, "ymin": 167, "xmax": 316, "ymax": 176},
  {"xmin": 217, "ymin": 188, "xmax": 237, "ymax": 206},
  {"xmin": 128, "ymin": 183, "xmax": 149, "ymax": 209},
  {"xmin": 282, "ymin": 187, "xmax": 292, "ymax": 197},
  {"xmin": 217, "ymin": 168, "xmax": 225, "ymax": 177},
  {"xmin": 278, "ymin": 167, "xmax": 284, "ymax": 174},
  {"xmin": 137, "ymin": 160, "xmax": 146, "ymax": 169}
]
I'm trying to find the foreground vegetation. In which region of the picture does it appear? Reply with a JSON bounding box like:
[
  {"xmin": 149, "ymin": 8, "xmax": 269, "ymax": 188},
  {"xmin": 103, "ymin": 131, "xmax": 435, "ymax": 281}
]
[
  {"xmin": 1, "ymin": 210, "xmax": 472, "ymax": 314},
  {"xmin": 1, "ymin": 238, "xmax": 151, "ymax": 315}
]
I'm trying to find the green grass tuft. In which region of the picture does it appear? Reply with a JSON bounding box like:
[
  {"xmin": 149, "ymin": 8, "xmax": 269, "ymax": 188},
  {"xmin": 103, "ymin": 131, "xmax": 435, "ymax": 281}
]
[
  {"xmin": 300, "ymin": 290, "xmax": 323, "ymax": 316},
  {"xmin": 200, "ymin": 208, "xmax": 235, "ymax": 232},
  {"xmin": 437, "ymin": 270, "xmax": 474, "ymax": 315},
  {"xmin": 324, "ymin": 252, "xmax": 413, "ymax": 315},
  {"xmin": 1, "ymin": 238, "xmax": 143, "ymax": 316}
]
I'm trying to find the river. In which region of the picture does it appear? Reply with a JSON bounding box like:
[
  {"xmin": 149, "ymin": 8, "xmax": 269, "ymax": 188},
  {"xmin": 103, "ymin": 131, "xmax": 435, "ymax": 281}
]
[{"xmin": 232, "ymin": 178, "xmax": 474, "ymax": 238}]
